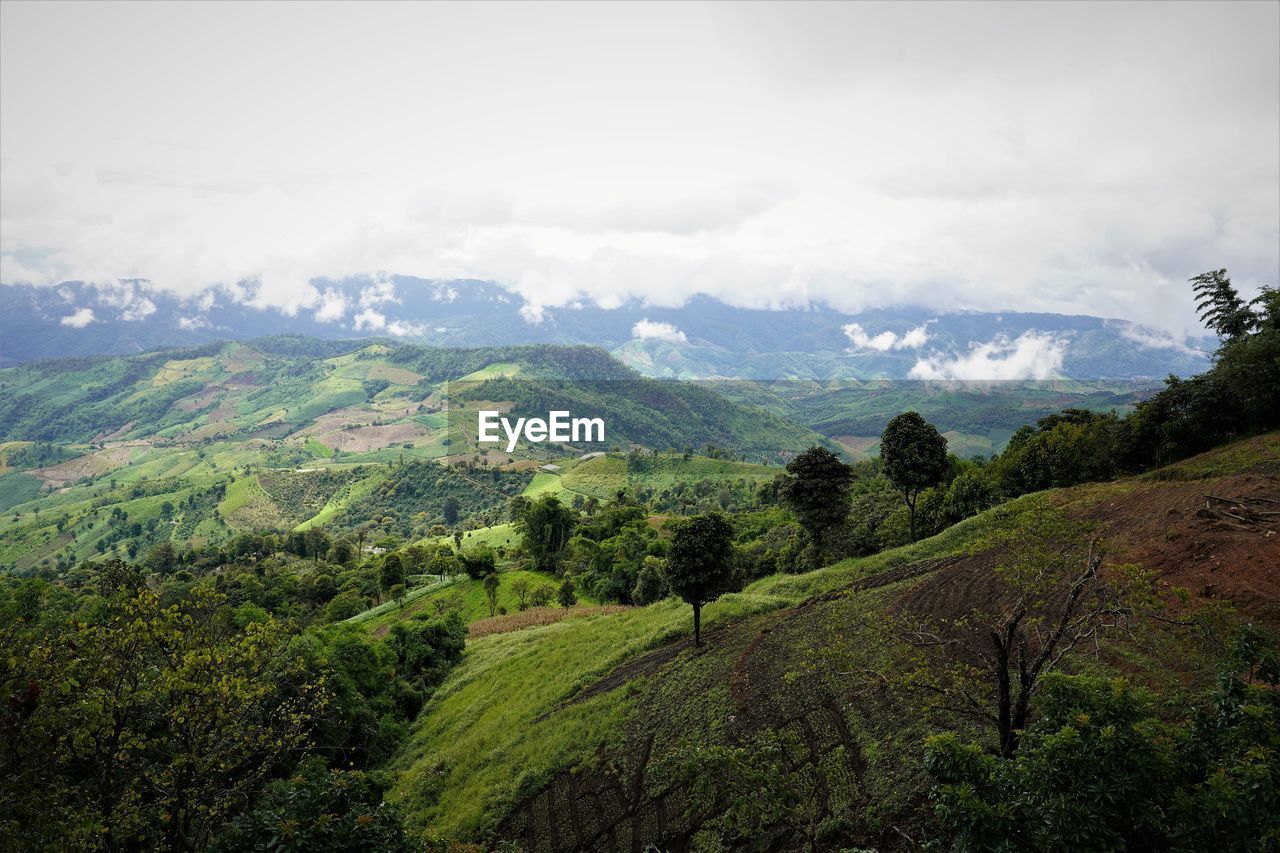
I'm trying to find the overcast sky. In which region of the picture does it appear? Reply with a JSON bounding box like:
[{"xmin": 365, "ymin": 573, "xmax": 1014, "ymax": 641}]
[{"xmin": 2, "ymin": 0, "xmax": 1277, "ymax": 336}]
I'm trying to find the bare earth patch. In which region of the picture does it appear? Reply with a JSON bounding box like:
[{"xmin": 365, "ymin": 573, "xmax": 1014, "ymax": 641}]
[
  {"xmin": 468, "ymin": 605, "xmax": 633, "ymax": 638},
  {"xmin": 318, "ymin": 422, "xmax": 428, "ymax": 452},
  {"xmin": 35, "ymin": 447, "xmax": 135, "ymax": 488}
]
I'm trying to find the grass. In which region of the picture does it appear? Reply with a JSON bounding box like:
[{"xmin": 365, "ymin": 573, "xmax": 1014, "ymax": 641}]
[
  {"xmin": 0, "ymin": 472, "xmax": 41, "ymax": 513},
  {"xmin": 384, "ymin": 491, "xmax": 1054, "ymax": 838},
  {"xmin": 561, "ymin": 454, "xmax": 627, "ymax": 499},
  {"xmin": 357, "ymin": 569, "xmax": 595, "ymax": 634}
]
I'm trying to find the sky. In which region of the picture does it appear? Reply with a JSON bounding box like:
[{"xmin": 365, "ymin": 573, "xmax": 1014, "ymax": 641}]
[{"xmin": 1, "ymin": 1, "xmax": 1277, "ymax": 337}]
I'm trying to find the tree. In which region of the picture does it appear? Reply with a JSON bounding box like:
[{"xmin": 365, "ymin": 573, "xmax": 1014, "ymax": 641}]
[
  {"xmin": 926, "ymin": 628, "xmax": 1280, "ymax": 850},
  {"xmin": 880, "ymin": 411, "xmax": 949, "ymax": 541},
  {"xmin": 1191, "ymin": 268, "xmax": 1257, "ymax": 339},
  {"xmin": 776, "ymin": 446, "xmax": 855, "ymax": 557},
  {"xmin": 145, "ymin": 541, "xmax": 179, "ymax": 574},
  {"xmin": 557, "ymin": 576, "xmax": 577, "ymax": 608},
  {"xmin": 379, "ymin": 553, "xmax": 405, "ymax": 599},
  {"xmin": 483, "ymin": 572, "xmax": 500, "ymax": 617},
  {"xmin": 212, "ymin": 760, "xmax": 414, "ymax": 852},
  {"xmin": 510, "ymin": 577, "xmax": 532, "ymax": 611},
  {"xmin": 0, "ymin": 588, "xmax": 325, "ymax": 849},
  {"xmin": 865, "ymin": 510, "xmax": 1152, "ymax": 757},
  {"xmin": 442, "ymin": 496, "xmax": 460, "ymax": 526},
  {"xmin": 515, "ymin": 495, "xmax": 578, "ymax": 571},
  {"xmin": 663, "ymin": 512, "xmax": 737, "ymax": 646},
  {"xmin": 632, "ymin": 555, "xmax": 668, "ymax": 605},
  {"xmin": 529, "ymin": 584, "xmax": 555, "ymax": 608},
  {"xmin": 459, "ymin": 546, "xmax": 496, "ymax": 580}
]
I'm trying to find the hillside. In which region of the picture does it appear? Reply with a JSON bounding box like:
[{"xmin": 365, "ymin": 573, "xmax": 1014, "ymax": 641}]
[
  {"xmin": 384, "ymin": 433, "xmax": 1280, "ymax": 847},
  {"xmin": 0, "ymin": 340, "xmax": 822, "ymax": 569}
]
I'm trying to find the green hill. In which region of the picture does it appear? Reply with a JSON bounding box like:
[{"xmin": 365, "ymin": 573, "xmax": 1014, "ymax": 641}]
[{"xmin": 383, "ymin": 433, "xmax": 1280, "ymax": 846}]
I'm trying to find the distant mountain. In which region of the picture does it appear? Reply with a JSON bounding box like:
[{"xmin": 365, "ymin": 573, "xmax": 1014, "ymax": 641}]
[{"xmin": 0, "ymin": 277, "xmax": 1215, "ymax": 379}]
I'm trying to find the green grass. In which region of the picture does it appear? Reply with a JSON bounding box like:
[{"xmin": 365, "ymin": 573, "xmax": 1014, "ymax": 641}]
[
  {"xmin": 357, "ymin": 568, "xmax": 593, "ymax": 635},
  {"xmin": 561, "ymin": 454, "xmax": 627, "ymax": 499},
  {"xmin": 455, "ymin": 362, "xmax": 521, "ymax": 381},
  {"xmin": 0, "ymin": 472, "xmax": 41, "ymax": 512},
  {"xmin": 522, "ymin": 471, "xmax": 566, "ymax": 498},
  {"xmin": 420, "ymin": 522, "xmax": 521, "ymax": 552},
  {"xmin": 385, "ymin": 491, "xmax": 1053, "ymax": 838}
]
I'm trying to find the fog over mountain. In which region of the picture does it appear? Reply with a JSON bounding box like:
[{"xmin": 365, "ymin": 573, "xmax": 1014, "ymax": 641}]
[
  {"xmin": 0, "ymin": 277, "xmax": 1213, "ymax": 379},
  {"xmin": 2, "ymin": 2, "xmax": 1276, "ymax": 341}
]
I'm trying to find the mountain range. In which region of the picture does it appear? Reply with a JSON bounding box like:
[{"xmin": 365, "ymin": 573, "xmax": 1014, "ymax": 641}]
[{"xmin": 0, "ymin": 277, "xmax": 1215, "ymax": 379}]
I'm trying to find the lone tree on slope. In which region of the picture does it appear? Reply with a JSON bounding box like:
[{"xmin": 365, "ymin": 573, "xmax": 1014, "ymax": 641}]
[
  {"xmin": 777, "ymin": 446, "xmax": 856, "ymax": 560},
  {"xmin": 483, "ymin": 572, "xmax": 500, "ymax": 618},
  {"xmin": 880, "ymin": 411, "xmax": 949, "ymax": 541},
  {"xmin": 663, "ymin": 512, "xmax": 737, "ymax": 646}
]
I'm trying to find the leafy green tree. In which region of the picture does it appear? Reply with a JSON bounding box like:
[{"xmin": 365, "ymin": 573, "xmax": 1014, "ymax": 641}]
[
  {"xmin": 632, "ymin": 555, "xmax": 668, "ymax": 605},
  {"xmin": 0, "ymin": 587, "xmax": 325, "ymax": 849},
  {"xmin": 514, "ymin": 495, "xmax": 579, "ymax": 571},
  {"xmin": 663, "ymin": 512, "xmax": 736, "ymax": 646},
  {"xmin": 557, "ymin": 576, "xmax": 577, "ymax": 608},
  {"xmin": 145, "ymin": 540, "xmax": 179, "ymax": 574},
  {"xmin": 459, "ymin": 546, "xmax": 496, "ymax": 579},
  {"xmin": 776, "ymin": 446, "xmax": 855, "ymax": 558},
  {"xmin": 529, "ymin": 583, "xmax": 555, "ymax": 608},
  {"xmin": 1192, "ymin": 268, "xmax": 1257, "ymax": 339},
  {"xmin": 212, "ymin": 759, "xmax": 414, "ymax": 852},
  {"xmin": 511, "ymin": 577, "xmax": 532, "ymax": 611},
  {"xmin": 880, "ymin": 411, "xmax": 949, "ymax": 541},
  {"xmin": 484, "ymin": 572, "xmax": 500, "ymax": 617},
  {"xmin": 926, "ymin": 628, "xmax": 1279, "ymax": 851},
  {"xmin": 442, "ymin": 495, "xmax": 460, "ymax": 525},
  {"xmin": 379, "ymin": 553, "xmax": 406, "ymax": 598},
  {"xmin": 428, "ymin": 549, "xmax": 457, "ymax": 581}
]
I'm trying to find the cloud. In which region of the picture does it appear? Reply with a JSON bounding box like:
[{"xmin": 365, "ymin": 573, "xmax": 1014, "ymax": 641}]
[
  {"xmin": 119, "ymin": 296, "xmax": 156, "ymax": 322},
  {"xmin": 843, "ymin": 321, "xmax": 931, "ymax": 351},
  {"xmin": 385, "ymin": 320, "xmax": 425, "ymax": 337},
  {"xmin": 313, "ymin": 287, "xmax": 349, "ymax": 323},
  {"xmin": 358, "ymin": 279, "xmax": 398, "ymax": 308},
  {"xmin": 177, "ymin": 315, "xmax": 209, "ymax": 330},
  {"xmin": 1111, "ymin": 320, "xmax": 1203, "ymax": 355},
  {"xmin": 59, "ymin": 307, "xmax": 95, "ymax": 327},
  {"xmin": 352, "ymin": 308, "xmax": 386, "ymax": 331},
  {"xmin": 0, "ymin": 3, "xmax": 1275, "ymax": 337},
  {"xmin": 908, "ymin": 331, "xmax": 1067, "ymax": 380},
  {"xmin": 632, "ymin": 319, "xmax": 688, "ymax": 343}
]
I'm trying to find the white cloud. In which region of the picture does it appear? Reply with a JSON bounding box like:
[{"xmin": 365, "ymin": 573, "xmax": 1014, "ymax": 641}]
[
  {"xmin": 908, "ymin": 331, "xmax": 1067, "ymax": 380},
  {"xmin": 177, "ymin": 315, "xmax": 209, "ymax": 330},
  {"xmin": 1111, "ymin": 320, "xmax": 1202, "ymax": 355},
  {"xmin": 358, "ymin": 279, "xmax": 398, "ymax": 308},
  {"xmin": 0, "ymin": 3, "xmax": 1275, "ymax": 337},
  {"xmin": 59, "ymin": 307, "xmax": 95, "ymax": 327},
  {"xmin": 632, "ymin": 319, "xmax": 688, "ymax": 343},
  {"xmin": 118, "ymin": 296, "xmax": 156, "ymax": 322},
  {"xmin": 313, "ymin": 287, "xmax": 349, "ymax": 323},
  {"xmin": 352, "ymin": 308, "xmax": 386, "ymax": 331},
  {"xmin": 385, "ymin": 320, "xmax": 426, "ymax": 337},
  {"xmin": 843, "ymin": 321, "xmax": 931, "ymax": 351}
]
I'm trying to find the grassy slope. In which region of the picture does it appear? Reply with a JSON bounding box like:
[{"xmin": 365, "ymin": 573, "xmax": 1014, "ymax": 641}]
[
  {"xmin": 387, "ymin": 433, "xmax": 1280, "ymax": 840},
  {"xmin": 386, "ymin": 491, "xmax": 1045, "ymax": 838},
  {"xmin": 354, "ymin": 568, "xmax": 597, "ymax": 635}
]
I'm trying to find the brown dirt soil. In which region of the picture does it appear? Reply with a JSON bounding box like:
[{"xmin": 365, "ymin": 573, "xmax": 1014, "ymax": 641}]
[
  {"xmin": 316, "ymin": 422, "xmax": 428, "ymax": 452},
  {"xmin": 469, "ymin": 606, "xmax": 633, "ymax": 639},
  {"xmin": 35, "ymin": 446, "xmax": 135, "ymax": 488},
  {"xmin": 174, "ymin": 385, "xmax": 227, "ymax": 413},
  {"xmin": 1054, "ymin": 475, "xmax": 1280, "ymax": 626}
]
